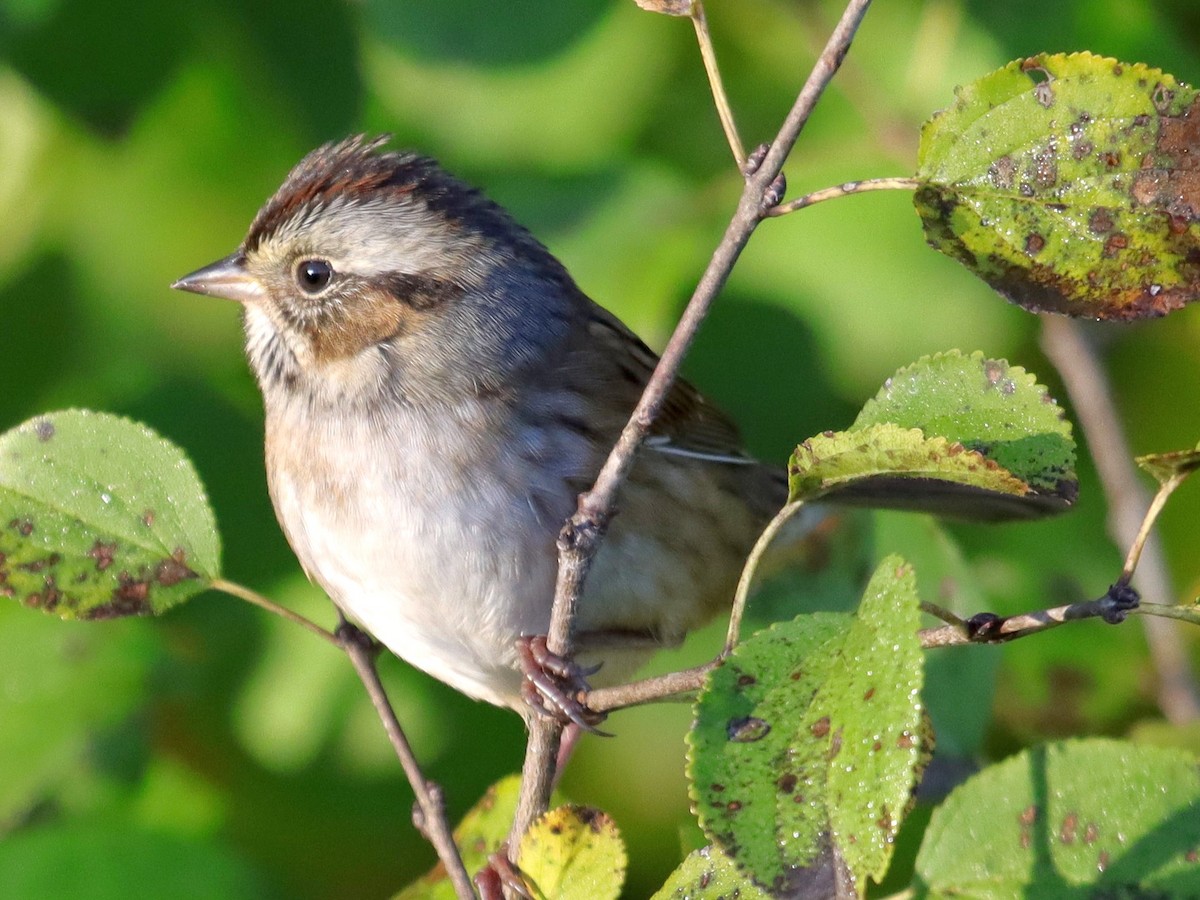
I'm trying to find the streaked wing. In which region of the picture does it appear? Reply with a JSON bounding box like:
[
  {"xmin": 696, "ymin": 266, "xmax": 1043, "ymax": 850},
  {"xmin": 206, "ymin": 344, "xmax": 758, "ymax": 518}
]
[{"xmin": 586, "ymin": 307, "xmax": 753, "ymax": 464}]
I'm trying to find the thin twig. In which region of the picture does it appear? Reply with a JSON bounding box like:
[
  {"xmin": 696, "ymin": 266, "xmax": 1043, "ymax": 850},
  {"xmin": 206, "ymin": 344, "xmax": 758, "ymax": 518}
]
[
  {"xmin": 339, "ymin": 622, "xmax": 475, "ymax": 900},
  {"xmin": 509, "ymin": 0, "xmax": 877, "ymax": 852},
  {"xmin": 214, "ymin": 580, "xmax": 473, "ymax": 894},
  {"xmin": 919, "ymin": 600, "xmax": 967, "ymax": 628},
  {"xmin": 586, "ymin": 662, "xmax": 719, "ymax": 714},
  {"xmin": 766, "ymin": 176, "xmax": 921, "ymax": 216},
  {"xmin": 1039, "ymin": 316, "xmax": 1200, "ymax": 722},
  {"xmin": 1120, "ymin": 475, "xmax": 1185, "ymax": 582},
  {"xmin": 918, "ymin": 585, "xmax": 1139, "ymax": 648},
  {"xmin": 725, "ymin": 501, "xmax": 803, "ymax": 655},
  {"xmin": 691, "ymin": 1, "xmax": 745, "ymax": 168},
  {"xmin": 210, "ymin": 577, "xmax": 339, "ymax": 647}
]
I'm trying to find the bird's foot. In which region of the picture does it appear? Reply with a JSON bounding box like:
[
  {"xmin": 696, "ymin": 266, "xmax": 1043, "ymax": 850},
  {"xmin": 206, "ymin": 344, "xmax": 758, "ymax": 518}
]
[{"xmin": 517, "ymin": 635, "xmax": 610, "ymax": 735}]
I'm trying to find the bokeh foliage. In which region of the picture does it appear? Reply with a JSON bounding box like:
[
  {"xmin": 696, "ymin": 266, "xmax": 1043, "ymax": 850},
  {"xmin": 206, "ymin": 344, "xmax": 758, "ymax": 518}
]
[{"xmin": 1, "ymin": 1, "xmax": 1199, "ymax": 897}]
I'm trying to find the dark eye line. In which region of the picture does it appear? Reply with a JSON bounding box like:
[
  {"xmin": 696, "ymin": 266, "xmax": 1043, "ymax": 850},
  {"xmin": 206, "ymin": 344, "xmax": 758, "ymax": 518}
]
[{"xmin": 295, "ymin": 258, "xmax": 335, "ymax": 294}]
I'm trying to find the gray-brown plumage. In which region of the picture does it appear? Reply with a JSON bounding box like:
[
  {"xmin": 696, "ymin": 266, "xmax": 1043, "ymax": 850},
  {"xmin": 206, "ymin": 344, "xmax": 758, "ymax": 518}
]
[{"xmin": 174, "ymin": 135, "xmax": 812, "ymax": 711}]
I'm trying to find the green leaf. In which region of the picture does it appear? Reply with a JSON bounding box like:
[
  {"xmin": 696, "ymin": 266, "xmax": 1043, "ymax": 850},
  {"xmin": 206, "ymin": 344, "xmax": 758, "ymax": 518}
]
[
  {"xmin": 0, "ymin": 410, "xmax": 219, "ymax": 619},
  {"xmin": 650, "ymin": 846, "xmax": 773, "ymax": 900},
  {"xmin": 518, "ymin": 806, "xmax": 626, "ymax": 900},
  {"xmin": 916, "ymin": 52, "xmax": 1200, "ymax": 320},
  {"xmin": 1136, "ymin": 442, "xmax": 1200, "ymax": 486},
  {"xmin": 915, "ymin": 738, "xmax": 1200, "ymax": 897},
  {"xmin": 873, "ymin": 511, "xmax": 999, "ymax": 759},
  {"xmin": 688, "ymin": 556, "xmax": 925, "ymax": 895},
  {"xmin": 789, "ymin": 352, "xmax": 1077, "ymax": 520}
]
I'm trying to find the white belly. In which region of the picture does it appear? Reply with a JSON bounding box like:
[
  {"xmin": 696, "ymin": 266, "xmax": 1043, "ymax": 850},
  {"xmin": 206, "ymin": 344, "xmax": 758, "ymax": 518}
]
[{"xmin": 265, "ymin": 401, "xmax": 577, "ymax": 707}]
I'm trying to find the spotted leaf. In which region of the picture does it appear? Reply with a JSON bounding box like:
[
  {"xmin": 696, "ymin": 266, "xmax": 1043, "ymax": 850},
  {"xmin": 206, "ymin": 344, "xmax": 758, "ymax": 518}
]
[
  {"xmin": 0, "ymin": 410, "xmax": 220, "ymax": 619},
  {"xmin": 789, "ymin": 352, "xmax": 1076, "ymax": 521},
  {"xmin": 917, "ymin": 52, "xmax": 1200, "ymax": 319},
  {"xmin": 916, "ymin": 739, "xmax": 1200, "ymax": 897},
  {"xmin": 687, "ymin": 557, "xmax": 924, "ymax": 895}
]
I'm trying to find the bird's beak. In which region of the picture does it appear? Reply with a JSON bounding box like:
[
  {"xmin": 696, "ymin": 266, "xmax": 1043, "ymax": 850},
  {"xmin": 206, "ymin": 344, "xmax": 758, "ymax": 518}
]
[{"xmin": 172, "ymin": 253, "xmax": 264, "ymax": 304}]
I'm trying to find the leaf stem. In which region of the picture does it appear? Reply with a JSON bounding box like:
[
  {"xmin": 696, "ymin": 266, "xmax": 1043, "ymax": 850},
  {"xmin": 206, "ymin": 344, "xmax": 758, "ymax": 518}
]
[
  {"xmin": 1133, "ymin": 601, "xmax": 1200, "ymax": 628},
  {"xmin": 691, "ymin": 1, "xmax": 746, "ymax": 168},
  {"xmin": 766, "ymin": 176, "xmax": 922, "ymax": 216},
  {"xmin": 724, "ymin": 501, "xmax": 803, "ymax": 655},
  {"xmin": 1120, "ymin": 475, "xmax": 1185, "ymax": 583},
  {"xmin": 210, "ymin": 577, "xmax": 339, "ymax": 647},
  {"xmin": 919, "ymin": 600, "xmax": 967, "ymax": 628}
]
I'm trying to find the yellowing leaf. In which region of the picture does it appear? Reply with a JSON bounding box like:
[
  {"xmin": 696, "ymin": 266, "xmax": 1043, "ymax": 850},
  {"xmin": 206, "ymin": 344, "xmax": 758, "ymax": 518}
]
[
  {"xmin": 917, "ymin": 53, "xmax": 1200, "ymax": 320},
  {"xmin": 517, "ymin": 806, "xmax": 625, "ymax": 900}
]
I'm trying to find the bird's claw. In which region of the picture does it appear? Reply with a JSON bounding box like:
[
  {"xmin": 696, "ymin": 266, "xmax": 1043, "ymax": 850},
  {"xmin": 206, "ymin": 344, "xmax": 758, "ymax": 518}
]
[
  {"xmin": 517, "ymin": 635, "xmax": 610, "ymax": 735},
  {"xmin": 474, "ymin": 850, "xmax": 533, "ymax": 899}
]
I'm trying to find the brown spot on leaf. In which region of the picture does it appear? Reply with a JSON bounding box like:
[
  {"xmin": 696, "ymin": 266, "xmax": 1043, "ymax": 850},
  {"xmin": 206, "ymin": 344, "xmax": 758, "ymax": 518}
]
[
  {"xmin": 897, "ymin": 732, "xmax": 915, "ymax": 750},
  {"xmin": 1187, "ymin": 848, "xmax": 1199, "ymax": 864},
  {"xmin": 9, "ymin": 518, "xmax": 34, "ymax": 536},
  {"xmin": 736, "ymin": 673, "xmax": 757, "ymax": 687},
  {"xmin": 88, "ymin": 540, "xmax": 118, "ymax": 571},
  {"xmin": 25, "ymin": 575, "xmax": 62, "ymax": 611},
  {"xmin": 141, "ymin": 510, "xmax": 156, "ymax": 527},
  {"xmin": 1131, "ymin": 96, "xmax": 1200, "ymax": 220},
  {"xmin": 727, "ymin": 716, "xmax": 771, "ymax": 743},
  {"xmin": 828, "ymin": 728, "xmax": 843, "ymax": 760},
  {"xmin": 989, "ymin": 156, "xmax": 1016, "ymax": 190},
  {"xmin": 1097, "ymin": 850, "xmax": 1110, "ymax": 873},
  {"xmin": 1024, "ymin": 233, "xmax": 1046, "ymax": 255},
  {"xmin": 777, "ymin": 773, "xmax": 798, "ymax": 794},
  {"xmin": 88, "ymin": 572, "xmax": 154, "ymax": 619},
  {"xmin": 155, "ymin": 548, "xmax": 197, "ymax": 586},
  {"xmin": 19, "ymin": 553, "xmax": 61, "ymax": 573},
  {"xmin": 811, "ymin": 716, "xmax": 831, "ymax": 738},
  {"xmin": 863, "ymin": 687, "xmax": 875, "ymax": 701},
  {"xmin": 1102, "ymin": 233, "xmax": 1129, "ymax": 258},
  {"xmin": 877, "ymin": 806, "xmax": 894, "ymax": 834},
  {"xmin": 1084, "ymin": 823, "xmax": 1099, "ymax": 844},
  {"xmin": 34, "ymin": 419, "xmax": 55, "ymax": 442},
  {"xmin": 1060, "ymin": 812, "xmax": 1078, "ymax": 844},
  {"xmin": 726, "ymin": 800, "xmax": 742, "ymax": 812},
  {"xmin": 1088, "ymin": 208, "xmax": 1115, "ymax": 234},
  {"xmin": 1019, "ymin": 805, "xmax": 1037, "ymax": 826}
]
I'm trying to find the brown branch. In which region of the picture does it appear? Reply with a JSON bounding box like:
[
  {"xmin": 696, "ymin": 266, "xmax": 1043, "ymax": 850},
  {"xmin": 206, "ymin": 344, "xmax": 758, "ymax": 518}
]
[
  {"xmin": 918, "ymin": 583, "xmax": 1141, "ymax": 648},
  {"xmin": 338, "ymin": 622, "xmax": 475, "ymax": 900},
  {"xmin": 585, "ymin": 662, "xmax": 718, "ymax": 714},
  {"xmin": 508, "ymin": 0, "xmax": 877, "ymax": 852},
  {"xmin": 766, "ymin": 176, "xmax": 921, "ymax": 216},
  {"xmin": 1039, "ymin": 316, "xmax": 1200, "ymax": 722}
]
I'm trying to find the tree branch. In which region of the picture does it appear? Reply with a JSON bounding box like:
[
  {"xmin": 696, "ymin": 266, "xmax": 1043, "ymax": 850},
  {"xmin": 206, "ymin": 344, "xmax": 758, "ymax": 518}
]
[
  {"xmin": 338, "ymin": 622, "xmax": 475, "ymax": 900},
  {"xmin": 509, "ymin": 0, "xmax": 877, "ymax": 851},
  {"xmin": 766, "ymin": 176, "xmax": 921, "ymax": 216}
]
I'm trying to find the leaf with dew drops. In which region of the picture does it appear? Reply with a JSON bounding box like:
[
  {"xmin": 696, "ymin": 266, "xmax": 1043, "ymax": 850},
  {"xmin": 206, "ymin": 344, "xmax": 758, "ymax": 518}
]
[
  {"xmin": 0, "ymin": 410, "xmax": 220, "ymax": 619},
  {"xmin": 916, "ymin": 53, "xmax": 1200, "ymax": 320}
]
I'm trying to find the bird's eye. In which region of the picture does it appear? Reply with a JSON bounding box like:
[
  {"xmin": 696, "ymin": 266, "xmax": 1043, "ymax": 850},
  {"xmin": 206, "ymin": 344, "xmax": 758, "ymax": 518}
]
[{"xmin": 295, "ymin": 259, "xmax": 334, "ymax": 294}]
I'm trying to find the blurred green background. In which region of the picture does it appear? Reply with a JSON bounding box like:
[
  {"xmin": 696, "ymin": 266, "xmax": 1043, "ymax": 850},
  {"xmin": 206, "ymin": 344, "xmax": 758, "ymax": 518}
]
[{"xmin": 2, "ymin": 0, "xmax": 1200, "ymax": 897}]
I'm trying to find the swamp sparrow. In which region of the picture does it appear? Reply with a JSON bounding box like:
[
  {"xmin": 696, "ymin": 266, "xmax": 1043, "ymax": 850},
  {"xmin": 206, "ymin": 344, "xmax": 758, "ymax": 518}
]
[{"xmin": 174, "ymin": 135, "xmax": 815, "ymax": 715}]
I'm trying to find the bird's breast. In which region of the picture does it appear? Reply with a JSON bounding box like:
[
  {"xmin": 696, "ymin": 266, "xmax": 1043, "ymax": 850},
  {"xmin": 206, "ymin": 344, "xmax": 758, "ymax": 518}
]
[{"xmin": 261, "ymin": 394, "xmax": 585, "ymax": 706}]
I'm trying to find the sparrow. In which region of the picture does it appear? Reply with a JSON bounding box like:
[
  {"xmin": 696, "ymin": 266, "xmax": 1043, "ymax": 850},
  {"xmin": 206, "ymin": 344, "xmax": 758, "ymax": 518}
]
[{"xmin": 173, "ymin": 135, "xmax": 814, "ymax": 717}]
